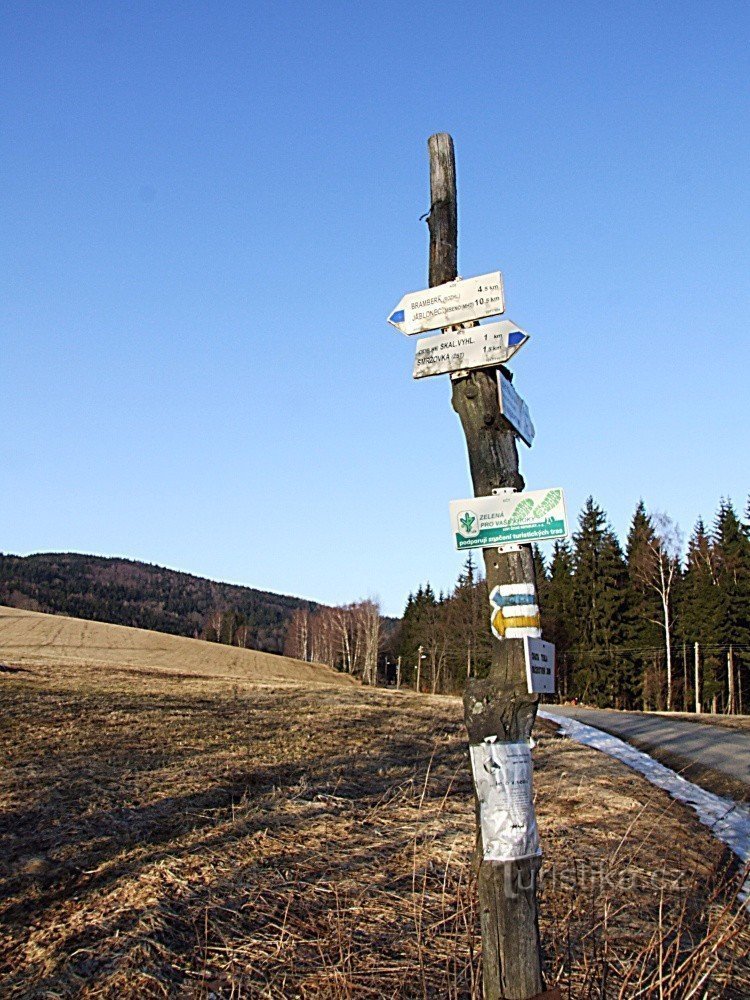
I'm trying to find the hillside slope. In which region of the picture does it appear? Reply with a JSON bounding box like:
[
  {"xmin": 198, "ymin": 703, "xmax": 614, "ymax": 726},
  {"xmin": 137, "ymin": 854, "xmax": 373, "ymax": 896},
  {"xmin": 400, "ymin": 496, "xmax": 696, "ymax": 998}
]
[
  {"xmin": 0, "ymin": 605, "xmax": 350, "ymax": 686},
  {"xmin": 0, "ymin": 552, "xmax": 318, "ymax": 652}
]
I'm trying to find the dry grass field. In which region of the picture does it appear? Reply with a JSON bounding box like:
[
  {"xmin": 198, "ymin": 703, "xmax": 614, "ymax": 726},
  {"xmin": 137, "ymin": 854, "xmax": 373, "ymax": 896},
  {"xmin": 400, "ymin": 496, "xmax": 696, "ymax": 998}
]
[
  {"xmin": 1, "ymin": 606, "xmax": 749, "ymax": 998},
  {"xmin": 0, "ymin": 606, "xmax": 347, "ymax": 687}
]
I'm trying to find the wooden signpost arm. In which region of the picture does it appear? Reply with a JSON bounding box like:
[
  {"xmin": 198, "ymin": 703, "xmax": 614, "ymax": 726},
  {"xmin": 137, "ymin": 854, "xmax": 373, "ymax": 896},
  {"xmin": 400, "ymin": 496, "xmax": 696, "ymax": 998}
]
[{"xmin": 427, "ymin": 133, "xmax": 545, "ymax": 1000}]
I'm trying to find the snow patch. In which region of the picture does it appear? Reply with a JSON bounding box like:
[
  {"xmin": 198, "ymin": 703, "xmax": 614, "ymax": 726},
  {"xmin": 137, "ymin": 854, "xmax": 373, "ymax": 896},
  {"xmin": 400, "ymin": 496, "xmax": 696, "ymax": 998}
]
[{"xmin": 540, "ymin": 710, "xmax": 750, "ymax": 892}]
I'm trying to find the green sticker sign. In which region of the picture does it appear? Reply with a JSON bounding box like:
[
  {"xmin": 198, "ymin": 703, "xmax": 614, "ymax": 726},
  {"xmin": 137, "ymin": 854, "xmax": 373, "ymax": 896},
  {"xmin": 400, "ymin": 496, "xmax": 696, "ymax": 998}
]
[{"xmin": 449, "ymin": 488, "xmax": 568, "ymax": 550}]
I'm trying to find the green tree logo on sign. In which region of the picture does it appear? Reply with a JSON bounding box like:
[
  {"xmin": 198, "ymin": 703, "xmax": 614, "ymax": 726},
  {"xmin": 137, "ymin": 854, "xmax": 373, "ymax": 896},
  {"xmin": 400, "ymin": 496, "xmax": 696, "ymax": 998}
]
[{"xmin": 458, "ymin": 510, "xmax": 479, "ymax": 537}]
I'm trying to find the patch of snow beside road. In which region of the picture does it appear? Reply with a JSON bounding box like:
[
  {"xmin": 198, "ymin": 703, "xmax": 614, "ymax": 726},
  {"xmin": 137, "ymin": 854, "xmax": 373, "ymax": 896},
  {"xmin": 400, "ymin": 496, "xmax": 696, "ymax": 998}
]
[{"xmin": 540, "ymin": 710, "xmax": 750, "ymax": 888}]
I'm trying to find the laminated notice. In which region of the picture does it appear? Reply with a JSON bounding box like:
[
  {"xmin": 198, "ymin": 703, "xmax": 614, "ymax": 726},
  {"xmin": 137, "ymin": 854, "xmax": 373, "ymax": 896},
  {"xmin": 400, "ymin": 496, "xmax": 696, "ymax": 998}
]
[{"xmin": 469, "ymin": 739, "xmax": 542, "ymax": 863}]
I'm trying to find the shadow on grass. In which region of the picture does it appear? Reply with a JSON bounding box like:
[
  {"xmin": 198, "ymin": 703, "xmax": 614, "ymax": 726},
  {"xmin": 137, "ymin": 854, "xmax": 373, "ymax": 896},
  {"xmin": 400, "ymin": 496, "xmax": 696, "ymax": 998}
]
[{"xmin": 1, "ymin": 681, "xmax": 472, "ymax": 996}]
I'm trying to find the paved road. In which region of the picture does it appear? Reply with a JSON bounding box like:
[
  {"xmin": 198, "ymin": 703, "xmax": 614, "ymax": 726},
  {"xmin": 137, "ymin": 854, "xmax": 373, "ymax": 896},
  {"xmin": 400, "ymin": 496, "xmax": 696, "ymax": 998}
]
[{"xmin": 547, "ymin": 706, "xmax": 750, "ymax": 788}]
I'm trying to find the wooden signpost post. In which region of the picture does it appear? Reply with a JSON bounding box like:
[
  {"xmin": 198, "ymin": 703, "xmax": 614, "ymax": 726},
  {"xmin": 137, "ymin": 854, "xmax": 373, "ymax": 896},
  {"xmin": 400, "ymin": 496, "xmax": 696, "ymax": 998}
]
[
  {"xmin": 389, "ymin": 132, "xmax": 562, "ymax": 998},
  {"xmin": 425, "ymin": 134, "xmax": 546, "ymax": 999}
]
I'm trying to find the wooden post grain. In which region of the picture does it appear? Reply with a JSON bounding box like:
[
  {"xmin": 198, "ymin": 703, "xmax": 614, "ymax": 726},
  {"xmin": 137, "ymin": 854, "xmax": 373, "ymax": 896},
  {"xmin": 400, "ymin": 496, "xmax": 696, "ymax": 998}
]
[{"xmin": 427, "ymin": 132, "xmax": 544, "ymax": 1000}]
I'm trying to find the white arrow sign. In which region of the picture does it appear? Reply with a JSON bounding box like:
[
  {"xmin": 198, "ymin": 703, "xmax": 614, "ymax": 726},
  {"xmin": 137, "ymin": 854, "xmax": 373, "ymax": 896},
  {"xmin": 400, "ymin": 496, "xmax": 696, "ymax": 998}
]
[
  {"xmin": 498, "ymin": 371, "xmax": 535, "ymax": 447},
  {"xmin": 413, "ymin": 320, "xmax": 529, "ymax": 379},
  {"xmin": 388, "ymin": 271, "xmax": 505, "ymax": 336}
]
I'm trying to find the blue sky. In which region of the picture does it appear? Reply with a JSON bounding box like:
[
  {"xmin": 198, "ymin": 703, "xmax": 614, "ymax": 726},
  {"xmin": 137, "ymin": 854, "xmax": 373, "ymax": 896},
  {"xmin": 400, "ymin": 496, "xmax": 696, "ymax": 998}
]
[{"xmin": 2, "ymin": 2, "xmax": 748, "ymax": 616}]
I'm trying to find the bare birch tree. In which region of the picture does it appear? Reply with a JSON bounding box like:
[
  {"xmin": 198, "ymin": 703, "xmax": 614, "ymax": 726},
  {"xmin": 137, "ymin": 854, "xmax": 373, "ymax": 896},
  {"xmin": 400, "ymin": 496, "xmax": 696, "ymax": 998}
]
[
  {"xmin": 331, "ymin": 604, "xmax": 357, "ymax": 673},
  {"xmin": 284, "ymin": 608, "xmax": 311, "ymax": 661},
  {"xmin": 285, "ymin": 601, "xmax": 382, "ymax": 680},
  {"xmin": 310, "ymin": 606, "xmax": 336, "ymax": 667},
  {"xmin": 356, "ymin": 599, "xmax": 381, "ymax": 686},
  {"xmin": 202, "ymin": 608, "xmax": 228, "ymax": 644},
  {"xmin": 632, "ymin": 512, "xmax": 682, "ymax": 710},
  {"xmin": 235, "ymin": 623, "xmax": 251, "ymax": 648}
]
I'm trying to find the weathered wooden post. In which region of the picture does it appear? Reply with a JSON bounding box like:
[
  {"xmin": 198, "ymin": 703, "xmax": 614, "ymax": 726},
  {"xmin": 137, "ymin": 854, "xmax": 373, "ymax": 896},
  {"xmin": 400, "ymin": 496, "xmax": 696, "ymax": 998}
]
[
  {"xmin": 427, "ymin": 133, "xmax": 545, "ymax": 999},
  {"xmin": 388, "ymin": 132, "xmax": 562, "ymax": 998}
]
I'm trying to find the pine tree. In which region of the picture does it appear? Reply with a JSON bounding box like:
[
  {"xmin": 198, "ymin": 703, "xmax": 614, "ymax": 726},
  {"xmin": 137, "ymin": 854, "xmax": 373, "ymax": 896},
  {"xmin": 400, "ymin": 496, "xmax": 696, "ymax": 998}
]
[
  {"xmin": 712, "ymin": 500, "xmax": 750, "ymax": 710},
  {"xmin": 531, "ymin": 544, "xmax": 546, "ymax": 589},
  {"xmin": 397, "ymin": 584, "xmax": 438, "ymax": 691},
  {"xmin": 397, "ymin": 589, "xmax": 419, "ymax": 685},
  {"xmin": 570, "ymin": 497, "xmax": 633, "ymax": 707},
  {"xmin": 713, "ymin": 500, "xmax": 750, "ymax": 644},
  {"xmin": 448, "ymin": 554, "xmax": 484, "ymax": 685},
  {"xmin": 424, "ymin": 588, "xmax": 449, "ymax": 693},
  {"xmin": 540, "ymin": 540, "xmax": 575, "ymax": 697},
  {"xmin": 681, "ymin": 518, "xmax": 722, "ymax": 710},
  {"xmin": 626, "ymin": 502, "xmax": 661, "ymax": 706}
]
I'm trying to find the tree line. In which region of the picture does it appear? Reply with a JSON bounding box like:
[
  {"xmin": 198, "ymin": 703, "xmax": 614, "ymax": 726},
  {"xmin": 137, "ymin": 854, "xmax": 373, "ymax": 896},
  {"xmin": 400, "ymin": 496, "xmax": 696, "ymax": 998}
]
[
  {"xmin": 9, "ymin": 508, "xmax": 742, "ymax": 713},
  {"xmin": 386, "ymin": 495, "xmax": 750, "ymax": 710},
  {"xmin": 0, "ymin": 553, "xmax": 316, "ymax": 653},
  {"xmin": 283, "ymin": 601, "xmax": 382, "ymax": 685}
]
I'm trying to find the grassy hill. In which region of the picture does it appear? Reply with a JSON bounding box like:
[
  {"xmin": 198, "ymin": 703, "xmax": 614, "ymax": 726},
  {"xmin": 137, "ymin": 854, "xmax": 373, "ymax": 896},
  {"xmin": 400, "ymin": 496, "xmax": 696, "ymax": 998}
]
[
  {"xmin": 0, "ymin": 552, "xmax": 318, "ymax": 652},
  {"xmin": 0, "ymin": 605, "xmax": 348, "ymax": 686}
]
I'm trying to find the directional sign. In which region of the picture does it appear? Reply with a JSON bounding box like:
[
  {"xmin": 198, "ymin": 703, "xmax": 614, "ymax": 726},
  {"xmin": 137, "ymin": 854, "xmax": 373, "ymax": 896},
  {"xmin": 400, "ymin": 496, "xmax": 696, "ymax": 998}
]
[
  {"xmin": 450, "ymin": 487, "xmax": 568, "ymax": 550},
  {"xmin": 413, "ymin": 320, "xmax": 529, "ymax": 379},
  {"xmin": 524, "ymin": 637, "xmax": 556, "ymax": 694},
  {"xmin": 388, "ymin": 271, "xmax": 505, "ymax": 336},
  {"xmin": 498, "ymin": 371, "xmax": 535, "ymax": 447},
  {"xmin": 490, "ymin": 584, "xmax": 541, "ymax": 640}
]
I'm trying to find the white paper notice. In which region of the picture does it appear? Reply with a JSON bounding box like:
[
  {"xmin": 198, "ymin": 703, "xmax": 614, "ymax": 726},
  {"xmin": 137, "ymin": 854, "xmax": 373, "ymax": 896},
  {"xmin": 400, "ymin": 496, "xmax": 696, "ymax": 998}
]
[
  {"xmin": 523, "ymin": 636, "xmax": 556, "ymax": 694},
  {"xmin": 469, "ymin": 740, "xmax": 542, "ymax": 863}
]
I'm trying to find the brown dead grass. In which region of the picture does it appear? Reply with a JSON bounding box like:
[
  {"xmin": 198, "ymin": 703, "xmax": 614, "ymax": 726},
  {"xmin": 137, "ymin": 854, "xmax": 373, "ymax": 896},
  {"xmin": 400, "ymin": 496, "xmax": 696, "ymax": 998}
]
[
  {"xmin": 1, "ymin": 610, "xmax": 749, "ymax": 997},
  {"xmin": 0, "ymin": 605, "xmax": 349, "ymax": 687}
]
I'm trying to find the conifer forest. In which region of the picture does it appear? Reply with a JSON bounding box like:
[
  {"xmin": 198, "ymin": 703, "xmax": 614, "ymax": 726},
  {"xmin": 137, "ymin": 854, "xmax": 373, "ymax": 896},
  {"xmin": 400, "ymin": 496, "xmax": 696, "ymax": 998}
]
[{"xmin": 288, "ymin": 495, "xmax": 750, "ymax": 712}]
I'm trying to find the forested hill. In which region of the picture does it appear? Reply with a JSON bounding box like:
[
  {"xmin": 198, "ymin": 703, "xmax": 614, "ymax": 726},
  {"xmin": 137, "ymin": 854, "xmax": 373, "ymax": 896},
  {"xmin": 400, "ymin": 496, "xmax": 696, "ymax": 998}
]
[{"xmin": 0, "ymin": 553, "xmax": 318, "ymax": 653}]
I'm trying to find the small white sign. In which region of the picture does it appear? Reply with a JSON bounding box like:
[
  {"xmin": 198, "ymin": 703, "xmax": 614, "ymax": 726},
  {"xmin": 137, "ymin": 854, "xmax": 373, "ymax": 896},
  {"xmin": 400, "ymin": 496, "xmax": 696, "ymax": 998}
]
[
  {"xmin": 469, "ymin": 740, "xmax": 542, "ymax": 862},
  {"xmin": 498, "ymin": 371, "xmax": 535, "ymax": 447},
  {"xmin": 524, "ymin": 637, "xmax": 556, "ymax": 694},
  {"xmin": 388, "ymin": 271, "xmax": 505, "ymax": 336},
  {"xmin": 413, "ymin": 320, "xmax": 529, "ymax": 378}
]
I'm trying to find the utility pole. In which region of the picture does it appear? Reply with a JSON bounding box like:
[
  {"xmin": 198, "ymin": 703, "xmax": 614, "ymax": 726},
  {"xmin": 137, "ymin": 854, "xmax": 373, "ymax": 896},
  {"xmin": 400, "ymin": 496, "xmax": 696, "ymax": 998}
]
[
  {"xmin": 727, "ymin": 645, "xmax": 736, "ymax": 715},
  {"xmin": 427, "ymin": 134, "xmax": 544, "ymax": 999},
  {"xmin": 694, "ymin": 641, "xmax": 701, "ymax": 714},
  {"xmin": 396, "ymin": 655, "xmax": 402, "ymax": 690},
  {"xmin": 416, "ymin": 644, "xmax": 423, "ymax": 693},
  {"xmin": 683, "ymin": 640, "xmax": 688, "ymax": 712},
  {"xmin": 739, "ymin": 662, "xmax": 744, "ymax": 715}
]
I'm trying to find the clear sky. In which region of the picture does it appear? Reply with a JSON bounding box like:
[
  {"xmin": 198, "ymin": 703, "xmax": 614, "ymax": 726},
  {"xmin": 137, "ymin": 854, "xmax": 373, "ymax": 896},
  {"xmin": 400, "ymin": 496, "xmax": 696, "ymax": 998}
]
[{"xmin": 2, "ymin": 2, "xmax": 749, "ymax": 616}]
